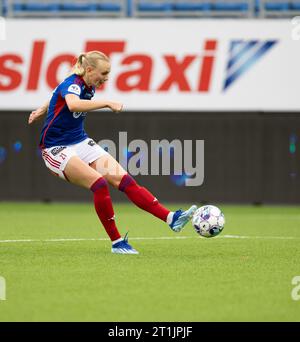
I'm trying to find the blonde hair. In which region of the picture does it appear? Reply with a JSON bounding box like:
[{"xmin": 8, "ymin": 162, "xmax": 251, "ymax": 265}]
[{"xmin": 72, "ymin": 51, "xmax": 110, "ymax": 76}]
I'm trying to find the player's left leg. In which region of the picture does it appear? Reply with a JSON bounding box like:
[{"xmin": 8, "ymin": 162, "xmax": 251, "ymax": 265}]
[{"xmin": 90, "ymin": 153, "xmax": 196, "ymax": 232}]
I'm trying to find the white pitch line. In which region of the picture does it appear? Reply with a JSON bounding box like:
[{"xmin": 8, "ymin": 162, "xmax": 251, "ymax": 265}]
[
  {"xmin": 219, "ymin": 235, "xmax": 300, "ymax": 240},
  {"xmin": 0, "ymin": 236, "xmax": 193, "ymax": 244},
  {"xmin": 0, "ymin": 235, "xmax": 298, "ymax": 244},
  {"xmin": 0, "ymin": 238, "xmax": 104, "ymax": 243}
]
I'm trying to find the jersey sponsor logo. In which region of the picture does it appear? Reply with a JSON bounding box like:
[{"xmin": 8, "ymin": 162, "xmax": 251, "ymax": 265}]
[
  {"xmin": 50, "ymin": 146, "xmax": 66, "ymax": 156},
  {"xmin": 67, "ymin": 84, "xmax": 81, "ymax": 96},
  {"xmin": 73, "ymin": 111, "xmax": 87, "ymax": 119}
]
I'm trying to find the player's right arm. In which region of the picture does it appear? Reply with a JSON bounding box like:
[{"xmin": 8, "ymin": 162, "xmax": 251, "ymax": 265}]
[
  {"xmin": 28, "ymin": 99, "xmax": 49, "ymax": 124},
  {"xmin": 65, "ymin": 94, "xmax": 123, "ymax": 113}
]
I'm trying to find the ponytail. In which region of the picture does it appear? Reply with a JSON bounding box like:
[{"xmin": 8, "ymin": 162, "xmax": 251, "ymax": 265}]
[
  {"xmin": 71, "ymin": 51, "xmax": 109, "ymax": 76},
  {"xmin": 72, "ymin": 53, "xmax": 86, "ymax": 76}
]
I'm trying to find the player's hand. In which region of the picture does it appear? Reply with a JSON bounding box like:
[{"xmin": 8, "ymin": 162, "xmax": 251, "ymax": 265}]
[
  {"xmin": 28, "ymin": 108, "xmax": 45, "ymax": 124},
  {"xmin": 28, "ymin": 110, "xmax": 39, "ymax": 124},
  {"xmin": 109, "ymin": 101, "xmax": 123, "ymax": 113}
]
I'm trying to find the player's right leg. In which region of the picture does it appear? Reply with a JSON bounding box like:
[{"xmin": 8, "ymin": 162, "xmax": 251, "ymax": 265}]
[{"xmin": 90, "ymin": 153, "xmax": 196, "ymax": 233}]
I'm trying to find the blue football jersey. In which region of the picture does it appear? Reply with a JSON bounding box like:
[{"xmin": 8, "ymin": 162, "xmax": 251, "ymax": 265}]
[{"xmin": 40, "ymin": 74, "xmax": 95, "ymax": 148}]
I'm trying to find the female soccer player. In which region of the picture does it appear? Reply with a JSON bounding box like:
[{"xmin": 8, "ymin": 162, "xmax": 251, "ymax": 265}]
[{"xmin": 28, "ymin": 51, "xmax": 196, "ymax": 254}]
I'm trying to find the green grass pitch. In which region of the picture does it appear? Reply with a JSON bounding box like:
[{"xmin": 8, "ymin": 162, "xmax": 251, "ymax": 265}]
[{"xmin": 0, "ymin": 202, "xmax": 300, "ymax": 322}]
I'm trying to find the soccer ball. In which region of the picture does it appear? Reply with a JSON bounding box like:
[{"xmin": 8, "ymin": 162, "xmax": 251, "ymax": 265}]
[{"xmin": 192, "ymin": 205, "xmax": 225, "ymax": 238}]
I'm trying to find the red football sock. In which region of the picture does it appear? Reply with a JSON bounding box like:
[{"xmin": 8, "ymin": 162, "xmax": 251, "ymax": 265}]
[
  {"xmin": 118, "ymin": 174, "xmax": 170, "ymax": 222},
  {"xmin": 91, "ymin": 177, "xmax": 121, "ymax": 242}
]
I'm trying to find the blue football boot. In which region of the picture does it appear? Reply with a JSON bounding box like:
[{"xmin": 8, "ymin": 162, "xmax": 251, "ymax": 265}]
[
  {"xmin": 169, "ymin": 205, "xmax": 197, "ymax": 232},
  {"xmin": 111, "ymin": 232, "xmax": 139, "ymax": 254}
]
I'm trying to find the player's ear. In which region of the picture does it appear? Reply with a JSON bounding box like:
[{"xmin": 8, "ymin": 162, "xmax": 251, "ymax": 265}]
[{"xmin": 86, "ymin": 66, "xmax": 93, "ymax": 73}]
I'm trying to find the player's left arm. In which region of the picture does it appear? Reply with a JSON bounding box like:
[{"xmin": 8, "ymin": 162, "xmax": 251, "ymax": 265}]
[{"xmin": 28, "ymin": 99, "xmax": 50, "ymax": 125}]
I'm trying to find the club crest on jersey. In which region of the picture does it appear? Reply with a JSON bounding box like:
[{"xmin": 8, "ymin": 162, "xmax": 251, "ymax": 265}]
[{"xmin": 67, "ymin": 84, "xmax": 81, "ymax": 96}]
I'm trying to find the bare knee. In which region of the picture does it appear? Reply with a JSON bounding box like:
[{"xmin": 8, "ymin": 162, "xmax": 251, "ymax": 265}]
[{"xmin": 90, "ymin": 155, "xmax": 127, "ymax": 189}]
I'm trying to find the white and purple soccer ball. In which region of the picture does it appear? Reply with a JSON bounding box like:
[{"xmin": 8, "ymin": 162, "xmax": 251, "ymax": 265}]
[{"xmin": 192, "ymin": 205, "xmax": 225, "ymax": 238}]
